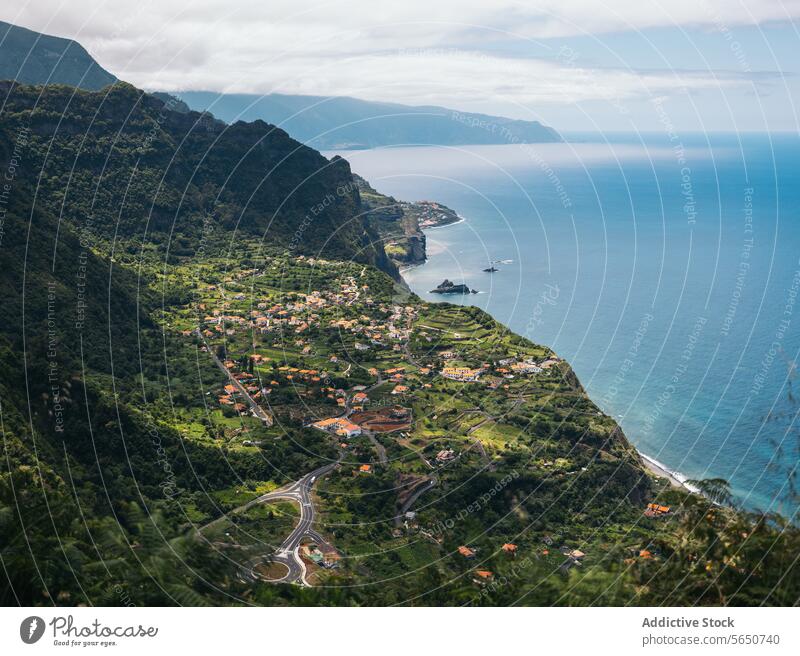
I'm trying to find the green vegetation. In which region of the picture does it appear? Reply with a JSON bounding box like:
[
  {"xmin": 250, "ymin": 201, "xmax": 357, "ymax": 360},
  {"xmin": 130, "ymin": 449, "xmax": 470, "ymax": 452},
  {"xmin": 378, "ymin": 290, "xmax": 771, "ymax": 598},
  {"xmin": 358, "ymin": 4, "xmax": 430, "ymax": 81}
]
[{"xmin": 0, "ymin": 81, "xmax": 797, "ymax": 607}]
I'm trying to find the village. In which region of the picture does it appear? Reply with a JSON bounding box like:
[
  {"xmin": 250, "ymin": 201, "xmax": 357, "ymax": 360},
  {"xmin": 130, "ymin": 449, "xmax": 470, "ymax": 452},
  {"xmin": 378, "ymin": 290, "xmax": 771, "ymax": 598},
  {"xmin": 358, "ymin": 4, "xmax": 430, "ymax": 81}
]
[
  {"xmin": 164, "ymin": 250, "xmax": 675, "ymax": 590},
  {"xmin": 188, "ymin": 256, "xmax": 563, "ymax": 442}
]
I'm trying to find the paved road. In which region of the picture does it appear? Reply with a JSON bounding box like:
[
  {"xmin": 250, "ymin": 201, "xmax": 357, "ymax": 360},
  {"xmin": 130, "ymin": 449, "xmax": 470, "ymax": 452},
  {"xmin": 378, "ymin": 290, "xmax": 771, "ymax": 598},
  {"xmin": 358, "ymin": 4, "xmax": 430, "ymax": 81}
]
[
  {"xmin": 197, "ymin": 329, "xmax": 273, "ymax": 426},
  {"xmin": 239, "ymin": 460, "xmax": 338, "ymax": 586},
  {"xmin": 364, "ymin": 430, "xmax": 388, "ymax": 465},
  {"xmin": 394, "ymin": 476, "xmax": 436, "ymax": 527}
]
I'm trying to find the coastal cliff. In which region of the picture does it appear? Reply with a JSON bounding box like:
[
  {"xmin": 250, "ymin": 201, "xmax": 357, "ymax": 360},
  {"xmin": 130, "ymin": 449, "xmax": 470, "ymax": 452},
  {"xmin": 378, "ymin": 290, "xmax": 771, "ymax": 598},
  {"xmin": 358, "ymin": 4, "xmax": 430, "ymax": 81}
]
[{"xmin": 354, "ymin": 174, "xmax": 460, "ymax": 267}]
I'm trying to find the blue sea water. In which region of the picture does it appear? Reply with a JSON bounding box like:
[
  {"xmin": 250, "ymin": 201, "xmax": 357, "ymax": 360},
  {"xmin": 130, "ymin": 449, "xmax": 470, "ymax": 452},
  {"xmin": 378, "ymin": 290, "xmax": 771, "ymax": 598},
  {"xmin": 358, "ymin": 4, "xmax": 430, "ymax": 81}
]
[{"xmin": 330, "ymin": 133, "xmax": 800, "ymax": 514}]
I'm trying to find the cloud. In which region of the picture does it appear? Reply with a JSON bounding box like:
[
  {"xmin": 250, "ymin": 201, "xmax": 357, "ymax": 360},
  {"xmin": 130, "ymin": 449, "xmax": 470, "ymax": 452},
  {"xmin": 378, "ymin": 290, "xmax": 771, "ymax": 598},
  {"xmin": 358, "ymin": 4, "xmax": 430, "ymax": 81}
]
[{"xmin": 2, "ymin": 0, "xmax": 797, "ymax": 117}]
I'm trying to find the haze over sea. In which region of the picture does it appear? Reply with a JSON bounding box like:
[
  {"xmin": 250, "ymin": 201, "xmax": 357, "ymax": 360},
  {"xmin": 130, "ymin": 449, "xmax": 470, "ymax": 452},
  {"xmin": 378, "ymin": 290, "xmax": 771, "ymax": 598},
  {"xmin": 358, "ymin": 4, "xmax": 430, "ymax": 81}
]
[{"xmin": 331, "ymin": 133, "xmax": 800, "ymax": 513}]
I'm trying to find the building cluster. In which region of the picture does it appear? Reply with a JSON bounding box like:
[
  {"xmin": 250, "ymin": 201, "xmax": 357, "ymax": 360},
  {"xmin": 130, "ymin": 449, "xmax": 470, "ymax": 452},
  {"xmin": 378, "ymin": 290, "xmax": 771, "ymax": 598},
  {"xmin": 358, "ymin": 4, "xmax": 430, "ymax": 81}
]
[
  {"xmin": 436, "ymin": 355, "xmax": 560, "ymax": 384},
  {"xmin": 644, "ymin": 503, "xmax": 671, "ymax": 518},
  {"xmin": 440, "ymin": 366, "xmax": 482, "ymax": 382},
  {"xmin": 217, "ymin": 363, "xmax": 260, "ymax": 414},
  {"xmin": 311, "ymin": 416, "xmax": 362, "ymax": 438}
]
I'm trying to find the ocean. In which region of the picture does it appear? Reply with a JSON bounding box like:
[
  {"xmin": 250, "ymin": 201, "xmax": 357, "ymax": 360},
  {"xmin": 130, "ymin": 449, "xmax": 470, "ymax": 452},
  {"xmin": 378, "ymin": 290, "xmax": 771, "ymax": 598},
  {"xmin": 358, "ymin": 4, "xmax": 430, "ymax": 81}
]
[{"xmin": 329, "ymin": 133, "xmax": 800, "ymax": 514}]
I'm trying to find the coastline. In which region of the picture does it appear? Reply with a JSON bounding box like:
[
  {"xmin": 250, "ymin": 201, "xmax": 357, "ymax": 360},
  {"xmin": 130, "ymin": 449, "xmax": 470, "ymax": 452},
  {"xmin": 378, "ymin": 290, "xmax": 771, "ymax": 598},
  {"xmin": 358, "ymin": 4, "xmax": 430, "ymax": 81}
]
[
  {"xmin": 397, "ymin": 216, "xmax": 466, "ymax": 274},
  {"xmin": 638, "ymin": 451, "xmax": 687, "ymax": 490},
  {"xmin": 398, "ymin": 261, "xmax": 425, "ymax": 275},
  {"xmin": 403, "ymin": 208, "xmax": 691, "ymax": 495},
  {"xmin": 421, "ymin": 216, "xmax": 465, "ymax": 230}
]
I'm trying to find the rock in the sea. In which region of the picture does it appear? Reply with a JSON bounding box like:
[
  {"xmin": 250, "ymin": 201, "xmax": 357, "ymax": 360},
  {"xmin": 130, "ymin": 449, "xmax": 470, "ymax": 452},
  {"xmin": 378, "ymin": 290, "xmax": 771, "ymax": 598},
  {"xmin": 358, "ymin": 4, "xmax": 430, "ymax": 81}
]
[{"xmin": 430, "ymin": 279, "xmax": 475, "ymax": 294}]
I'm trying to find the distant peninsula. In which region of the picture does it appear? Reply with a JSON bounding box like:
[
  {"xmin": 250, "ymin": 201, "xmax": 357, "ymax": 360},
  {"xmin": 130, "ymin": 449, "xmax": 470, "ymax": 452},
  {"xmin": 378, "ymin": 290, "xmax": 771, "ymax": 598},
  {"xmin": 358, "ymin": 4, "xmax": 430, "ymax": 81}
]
[{"xmin": 171, "ymin": 91, "xmax": 562, "ymax": 149}]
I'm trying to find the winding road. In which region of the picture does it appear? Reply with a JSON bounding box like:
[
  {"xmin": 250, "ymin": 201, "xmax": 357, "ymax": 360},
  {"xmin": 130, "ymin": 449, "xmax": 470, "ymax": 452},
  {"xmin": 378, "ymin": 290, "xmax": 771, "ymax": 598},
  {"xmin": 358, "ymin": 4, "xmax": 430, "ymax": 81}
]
[
  {"xmin": 238, "ymin": 460, "xmax": 339, "ymax": 586},
  {"xmin": 394, "ymin": 476, "xmax": 437, "ymax": 527}
]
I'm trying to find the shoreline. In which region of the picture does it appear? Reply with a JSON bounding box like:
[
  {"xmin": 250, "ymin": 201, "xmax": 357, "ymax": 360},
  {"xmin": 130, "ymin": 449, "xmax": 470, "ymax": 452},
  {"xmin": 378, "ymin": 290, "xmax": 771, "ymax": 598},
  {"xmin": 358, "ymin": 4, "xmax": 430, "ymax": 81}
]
[
  {"xmin": 400, "ymin": 212, "xmax": 692, "ymax": 495},
  {"xmin": 397, "ymin": 216, "xmax": 466, "ymax": 275},
  {"xmin": 421, "ymin": 216, "xmax": 465, "ymax": 230},
  {"xmin": 398, "ymin": 261, "xmax": 425, "ymax": 275},
  {"xmin": 638, "ymin": 451, "xmax": 690, "ymax": 490}
]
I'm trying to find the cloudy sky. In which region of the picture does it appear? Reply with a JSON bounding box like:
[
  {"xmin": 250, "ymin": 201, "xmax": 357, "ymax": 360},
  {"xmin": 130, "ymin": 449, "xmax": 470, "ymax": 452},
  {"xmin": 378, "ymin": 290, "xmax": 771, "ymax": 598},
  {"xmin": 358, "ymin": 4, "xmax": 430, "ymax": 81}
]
[{"xmin": 3, "ymin": 0, "xmax": 800, "ymax": 131}]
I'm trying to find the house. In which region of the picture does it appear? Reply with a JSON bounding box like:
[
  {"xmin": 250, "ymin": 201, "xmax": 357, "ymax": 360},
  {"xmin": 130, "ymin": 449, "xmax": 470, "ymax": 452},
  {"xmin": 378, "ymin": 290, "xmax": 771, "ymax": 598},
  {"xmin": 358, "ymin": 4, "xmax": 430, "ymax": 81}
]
[
  {"xmin": 335, "ymin": 421, "xmax": 362, "ymax": 438},
  {"xmin": 436, "ymin": 449, "xmax": 455, "ymax": 463},
  {"xmin": 569, "ymin": 549, "xmax": 585, "ymax": 561},
  {"xmin": 312, "ymin": 417, "xmax": 340, "ymax": 431},
  {"xmin": 358, "ymin": 464, "xmax": 372, "ymax": 474},
  {"xmin": 473, "ymin": 570, "xmax": 494, "ymax": 582},
  {"xmin": 458, "ymin": 546, "xmax": 476, "ymax": 558},
  {"xmin": 392, "ymin": 385, "xmax": 409, "ymax": 395},
  {"xmin": 441, "ymin": 367, "xmax": 481, "ymax": 382},
  {"xmin": 312, "ymin": 417, "xmax": 361, "ymax": 437},
  {"xmin": 224, "ymin": 384, "xmax": 237, "ymax": 394},
  {"xmin": 352, "ymin": 392, "xmax": 369, "ymax": 404},
  {"xmin": 511, "ymin": 361, "xmax": 542, "ymax": 374},
  {"xmin": 644, "ymin": 503, "xmax": 671, "ymax": 517},
  {"xmin": 501, "ymin": 543, "xmax": 518, "ymax": 555}
]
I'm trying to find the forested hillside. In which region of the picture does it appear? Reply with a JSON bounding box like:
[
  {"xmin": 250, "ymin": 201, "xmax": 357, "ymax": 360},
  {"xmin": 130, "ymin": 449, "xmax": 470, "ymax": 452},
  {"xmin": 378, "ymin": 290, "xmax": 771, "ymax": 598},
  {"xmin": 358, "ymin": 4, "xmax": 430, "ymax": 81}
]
[{"xmin": 0, "ymin": 80, "xmax": 798, "ymax": 607}]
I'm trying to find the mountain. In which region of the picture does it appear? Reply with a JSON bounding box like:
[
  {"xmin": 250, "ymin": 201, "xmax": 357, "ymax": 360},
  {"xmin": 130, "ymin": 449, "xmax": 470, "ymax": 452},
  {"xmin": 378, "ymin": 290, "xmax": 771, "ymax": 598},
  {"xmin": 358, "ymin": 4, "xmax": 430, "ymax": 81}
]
[
  {"xmin": 0, "ymin": 20, "xmax": 116, "ymax": 89},
  {"xmin": 0, "ymin": 19, "xmax": 559, "ymax": 149},
  {"xmin": 0, "ymin": 80, "xmax": 395, "ymax": 275},
  {"xmin": 0, "ymin": 25, "xmax": 797, "ymax": 610},
  {"xmin": 0, "ymin": 79, "xmax": 397, "ymax": 605},
  {"xmin": 172, "ymin": 91, "xmax": 562, "ymax": 149}
]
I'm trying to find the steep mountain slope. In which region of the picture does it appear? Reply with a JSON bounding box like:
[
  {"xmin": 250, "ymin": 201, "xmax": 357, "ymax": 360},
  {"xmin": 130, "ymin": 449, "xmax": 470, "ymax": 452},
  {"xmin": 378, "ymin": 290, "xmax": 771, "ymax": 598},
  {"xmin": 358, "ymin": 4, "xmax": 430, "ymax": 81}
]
[
  {"xmin": 0, "ymin": 20, "xmax": 116, "ymax": 89},
  {"xmin": 0, "ymin": 81, "xmax": 396, "ymax": 275},
  {"xmin": 172, "ymin": 92, "xmax": 562, "ymax": 149},
  {"xmin": 0, "ymin": 80, "xmax": 395, "ymax": 605}
]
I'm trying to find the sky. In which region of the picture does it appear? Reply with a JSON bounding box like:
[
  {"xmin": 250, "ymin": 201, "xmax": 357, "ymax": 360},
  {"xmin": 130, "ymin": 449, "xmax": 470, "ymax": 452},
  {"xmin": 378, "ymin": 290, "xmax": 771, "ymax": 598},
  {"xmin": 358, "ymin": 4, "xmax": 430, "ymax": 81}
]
[{"xmin": 3, "ymin": 0, "xmax": 800, "ymax": 132}]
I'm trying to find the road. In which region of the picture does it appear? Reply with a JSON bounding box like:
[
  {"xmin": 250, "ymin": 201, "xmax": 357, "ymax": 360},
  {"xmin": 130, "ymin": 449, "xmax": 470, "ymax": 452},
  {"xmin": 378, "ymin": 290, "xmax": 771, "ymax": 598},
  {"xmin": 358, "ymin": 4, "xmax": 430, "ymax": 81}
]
[
  {"xmin": 197, "ymin": 328, "xmax": 273, "ymax": 426},
  {"xmin": 238, "ymin": 460, "xmax": 338, "ymax": 586},
  {"xmin": 394, "ymin": 476, "xmax": 436, "ymax": 527},
  {"xmin": 364, "ymin": 431, "xmax": 388, "ymax": 465}
]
